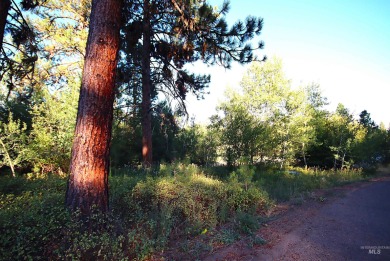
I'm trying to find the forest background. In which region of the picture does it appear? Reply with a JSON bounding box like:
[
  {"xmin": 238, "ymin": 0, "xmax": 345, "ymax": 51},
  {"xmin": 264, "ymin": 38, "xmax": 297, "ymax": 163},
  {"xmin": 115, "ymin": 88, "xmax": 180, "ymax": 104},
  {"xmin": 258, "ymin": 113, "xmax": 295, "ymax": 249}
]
[{"xmin": 0, "ymin": 0, "xmax": 389, "ymax": 259}]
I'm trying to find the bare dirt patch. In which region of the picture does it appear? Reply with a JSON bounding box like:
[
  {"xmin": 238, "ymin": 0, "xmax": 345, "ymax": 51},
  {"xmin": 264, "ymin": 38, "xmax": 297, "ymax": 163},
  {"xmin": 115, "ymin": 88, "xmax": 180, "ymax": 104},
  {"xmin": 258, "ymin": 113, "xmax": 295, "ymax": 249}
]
[{"xmin": 203, "ymin": 175, "xmax": 390, "ymax": 261}]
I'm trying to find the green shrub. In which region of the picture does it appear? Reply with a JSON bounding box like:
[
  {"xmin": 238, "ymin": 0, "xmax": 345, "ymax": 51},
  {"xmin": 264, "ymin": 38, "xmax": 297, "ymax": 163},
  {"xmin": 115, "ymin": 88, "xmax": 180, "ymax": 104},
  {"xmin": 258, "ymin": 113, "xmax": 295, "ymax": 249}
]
[
  {"xmin": 234, "ymin": 211, "xmax": 260, "ymax": 235},
  {"xmin": 215, "ymin": 228, "xmax": 240, "ymax": 244},
  {"xmin": 248, "ymin": 235, "xmax": 267, "ymax": 248},
  {"xmin": 130, "ymin": 164, "xmax": 272, "ymax": 249},
  {"xmin": 131, "ymin": 171, "xmax": 227, "ymax": 239},
  {"xmin": 227, "ymin": 166, "xmax": 271, "ymax": 212},
  {"xmin": 0, "ymin": 113, "xmax": 28, "ymax": 177},
  {"xmin": 0, "ymin": 175, "xmax": 69, "ymax": 260}
]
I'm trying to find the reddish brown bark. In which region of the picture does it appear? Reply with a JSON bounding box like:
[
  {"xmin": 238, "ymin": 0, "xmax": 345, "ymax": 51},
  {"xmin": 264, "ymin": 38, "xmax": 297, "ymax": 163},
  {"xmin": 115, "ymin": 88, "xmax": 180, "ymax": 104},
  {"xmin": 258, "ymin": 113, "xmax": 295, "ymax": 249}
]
[
  {"xmin": 65, "ymin": 0, "xmax": 122, "ymax": 214},
  {"xmin": 141, "ymin": 0, "xmax": 153, "ymax": 166},
  {"xmin": 0, "ymin": 0, "xmax": 11, "ymax": 49}
]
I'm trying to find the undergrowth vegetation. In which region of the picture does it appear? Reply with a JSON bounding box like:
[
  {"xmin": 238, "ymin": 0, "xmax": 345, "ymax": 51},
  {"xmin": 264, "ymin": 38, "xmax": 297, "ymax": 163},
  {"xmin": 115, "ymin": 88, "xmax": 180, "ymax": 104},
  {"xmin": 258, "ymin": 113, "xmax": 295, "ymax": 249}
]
[{"xmin": 0, "ymin": 163, "xmax": 368, "ymax": 260}]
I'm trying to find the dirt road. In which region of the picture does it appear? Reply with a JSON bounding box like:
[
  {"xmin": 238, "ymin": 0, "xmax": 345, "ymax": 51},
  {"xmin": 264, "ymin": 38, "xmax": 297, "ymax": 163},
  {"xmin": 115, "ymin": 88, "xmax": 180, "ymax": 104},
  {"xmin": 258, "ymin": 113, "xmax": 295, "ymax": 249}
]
[{"xmin": 205, "ymin": 176, "xmax": 390, "ymax": 261}]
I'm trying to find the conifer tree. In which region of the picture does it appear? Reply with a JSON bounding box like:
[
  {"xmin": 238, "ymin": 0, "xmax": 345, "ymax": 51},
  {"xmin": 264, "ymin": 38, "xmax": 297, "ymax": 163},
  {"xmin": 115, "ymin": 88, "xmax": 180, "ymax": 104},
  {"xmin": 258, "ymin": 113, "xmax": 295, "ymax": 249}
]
[
  {"xmin": 0, "ymin": 0, "xmax": 38, "ymax": 100},
  {"xmin": 0, "ymin": 0, "xmax": 11, "ymax": 49},
  {"xmin": 119, "ymin": 0, "xmax": 265, "ymax": 165},
  {"xmin": 65, "ymin": 0, "xmax": 123, "ymax": 214}
]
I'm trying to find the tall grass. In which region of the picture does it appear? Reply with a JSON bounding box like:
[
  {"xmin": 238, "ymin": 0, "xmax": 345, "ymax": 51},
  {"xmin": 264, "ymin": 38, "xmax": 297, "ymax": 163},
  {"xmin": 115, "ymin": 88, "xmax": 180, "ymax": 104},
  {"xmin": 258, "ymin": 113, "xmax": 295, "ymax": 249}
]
[{"xmin": 254, "ymin": 167, "xmax": 364, "ymax": 201}]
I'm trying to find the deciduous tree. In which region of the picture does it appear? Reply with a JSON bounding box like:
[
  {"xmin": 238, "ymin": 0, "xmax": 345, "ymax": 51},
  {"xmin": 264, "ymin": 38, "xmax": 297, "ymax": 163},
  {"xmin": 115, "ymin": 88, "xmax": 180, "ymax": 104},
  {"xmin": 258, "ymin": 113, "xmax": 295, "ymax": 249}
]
[
  {"xmin": 215, "ymin": 58, "xmax": 328, "ymax": 168},
  {"xmin": 0, "ymin": 113, "xmax": 27, "ymax": 177}
]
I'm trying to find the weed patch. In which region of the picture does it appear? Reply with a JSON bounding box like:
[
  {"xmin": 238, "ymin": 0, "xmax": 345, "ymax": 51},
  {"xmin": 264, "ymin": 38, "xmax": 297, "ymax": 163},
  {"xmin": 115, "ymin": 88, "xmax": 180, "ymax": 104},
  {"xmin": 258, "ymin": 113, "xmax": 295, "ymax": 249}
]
[{"xmin": 256, "ymin": 167, "xmax": 365, "ymax": 202}]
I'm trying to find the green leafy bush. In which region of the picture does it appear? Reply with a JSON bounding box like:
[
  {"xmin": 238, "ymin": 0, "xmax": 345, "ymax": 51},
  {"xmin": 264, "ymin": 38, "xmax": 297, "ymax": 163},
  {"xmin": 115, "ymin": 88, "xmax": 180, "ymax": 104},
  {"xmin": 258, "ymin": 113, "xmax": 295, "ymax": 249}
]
[
  {"xmin": 26, "ymin": 87, "xmax": 78, "ymax": 174},
  {"xmin": 131, "ymin": 169, "xmax": 226, "ymax": 238},
  {"xmin": 234, "ymin": 211, "xmax": 260, "ymax": 235},
  {"xmin": 226, "ymin": 165, "xmax": 270, "ymax": 212},
  {"xmin": 0, "ymin": 113, "xmax": 28, "ymax": 176},
  {"xmin": 0, "ymin": 174, "xmax": 69, "ymax": 260}
]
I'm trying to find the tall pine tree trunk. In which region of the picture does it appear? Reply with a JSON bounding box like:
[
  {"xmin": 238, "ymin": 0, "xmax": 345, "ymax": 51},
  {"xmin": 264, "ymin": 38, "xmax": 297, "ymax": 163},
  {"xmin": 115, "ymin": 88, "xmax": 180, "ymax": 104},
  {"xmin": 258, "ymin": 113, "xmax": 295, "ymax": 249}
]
[
  {"xmin": 141, "ymin": 0, "xmax": 153, "ymax": 166},
  {"xmin": 0, "ymin": 0, "xmax": 11, "ymax": 49},
  {"xmin": 65, "ymin": 0, "xmax": 122, "ymax": 214}
]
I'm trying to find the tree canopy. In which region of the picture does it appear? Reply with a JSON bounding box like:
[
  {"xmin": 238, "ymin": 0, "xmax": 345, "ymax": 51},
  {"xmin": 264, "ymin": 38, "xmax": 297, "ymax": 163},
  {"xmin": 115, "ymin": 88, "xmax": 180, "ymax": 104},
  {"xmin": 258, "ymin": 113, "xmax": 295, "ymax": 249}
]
[{"xmin": 119, "ymin": 0, "xmax": 265, "ymax": 164}]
